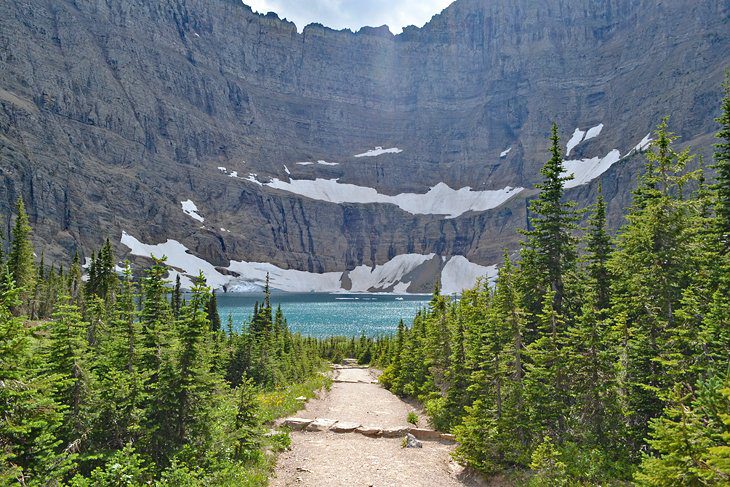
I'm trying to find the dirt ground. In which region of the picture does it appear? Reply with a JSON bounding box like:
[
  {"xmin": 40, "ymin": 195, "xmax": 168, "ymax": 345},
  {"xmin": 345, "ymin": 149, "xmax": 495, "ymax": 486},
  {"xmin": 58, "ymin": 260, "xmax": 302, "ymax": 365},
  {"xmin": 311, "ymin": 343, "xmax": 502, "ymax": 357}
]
[{"xmin": 270, "ymin": 367, "xmax": 480, "ymax": 487}]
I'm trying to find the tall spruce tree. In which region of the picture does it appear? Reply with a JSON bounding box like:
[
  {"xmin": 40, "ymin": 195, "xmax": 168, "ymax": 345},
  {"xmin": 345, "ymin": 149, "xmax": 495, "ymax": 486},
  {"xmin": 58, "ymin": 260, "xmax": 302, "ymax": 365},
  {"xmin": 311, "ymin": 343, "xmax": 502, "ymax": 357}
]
[
  {"xmin": 0, "ymin": 268, "xmax": 66, "ymax": 484},
  {"xmin": 521, "ymin": 123, "xmax": 579, "ymax": 315},
  {"xmin": 713, "ymin": 75, "xmax": 730, "ymax": 248},
  {"xmin": 8, "ymin": 197, "xmax": 35, "ymax": 314},
  {"xmin": 584, "ymin": 184, "xmax": 612, "ymax": 311},
  {"xmin": 610, "ymin": 118, "xmax": 698, "ymax": 453}
]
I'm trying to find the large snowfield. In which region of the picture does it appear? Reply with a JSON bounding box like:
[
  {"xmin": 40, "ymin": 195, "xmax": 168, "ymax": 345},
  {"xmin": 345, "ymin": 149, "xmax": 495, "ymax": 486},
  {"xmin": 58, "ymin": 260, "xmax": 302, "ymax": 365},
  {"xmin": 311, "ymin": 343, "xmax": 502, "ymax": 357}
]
[
  {"xmin": 121, "ymin": 232, "xmax": 494, "ymax": 295},
  {"xmin": 265, "ymin": 177, "xmax": 523, "ymax": 218}
]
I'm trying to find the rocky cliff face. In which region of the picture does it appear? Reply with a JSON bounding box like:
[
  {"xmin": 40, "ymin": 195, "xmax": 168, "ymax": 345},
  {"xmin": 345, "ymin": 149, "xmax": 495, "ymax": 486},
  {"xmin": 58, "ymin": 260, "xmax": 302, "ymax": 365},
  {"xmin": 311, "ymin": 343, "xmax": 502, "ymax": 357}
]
[{"xmin": 0, "ymin": 0, "xmax": 728, "ymax": 291}]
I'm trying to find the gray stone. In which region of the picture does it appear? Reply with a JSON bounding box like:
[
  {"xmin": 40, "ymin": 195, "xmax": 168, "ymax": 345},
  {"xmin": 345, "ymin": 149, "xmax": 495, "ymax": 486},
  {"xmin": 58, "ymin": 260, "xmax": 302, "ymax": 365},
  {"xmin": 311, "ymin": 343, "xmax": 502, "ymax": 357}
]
[
  {"xmin": 331, "ymin": 421, "xmax": 361, "ymax": 433},
  {"xmin": 305, "ymin": 418, "xmax": 338, "ymax": 431},
  {"xmin": 405, "ymin": 433, "xmax": 423, "ymax": 448},
  {"xmin": 355, "ymin": 426, "xmax": 383, "ymax": 438},
  {"xmin": 381, "ymin": 427, "xmax": 409, "ymax": 438},
  {"xmin": 282, "ymin": 418, "xmax": 313, "ymax": 431}
]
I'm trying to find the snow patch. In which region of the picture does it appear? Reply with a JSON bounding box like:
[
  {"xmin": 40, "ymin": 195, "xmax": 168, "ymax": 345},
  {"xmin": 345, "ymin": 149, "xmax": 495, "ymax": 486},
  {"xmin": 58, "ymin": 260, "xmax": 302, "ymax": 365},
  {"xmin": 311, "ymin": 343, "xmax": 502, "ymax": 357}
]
[
  {"xmin": 181, "ymin": 199, "xmax": 204, "ymax": 222},
  {"xmin": 562, "ymin": 149, "xmax": 621, "ymax": 188},
  {"xmin": 347, "ymin": 254, "xmax": 435, "ymax": 292},
  {"xmin": 583, "ymin": 123, "xmax": 604, "ymax": 142},
  {"xmin": 317, "ymin": 160, "xmax": 339, "ymax": 166},
  {"xmin": 167, "ymin": 269, "xmax": 195, "ymax": 290},
  {"xmin": 245, "ymin": 173, "xmax": 263, "ymax": 186},
  {"xmin": 217, "ymin": 166, "xmax": 227, "ymax": 173},
  {"xmin": 121, "ymin": 231, "xmax": 230, "ymax": 288},
  {"xmin": 354, "ymin": 146, "xmax": 403, "ymax": 158},
  {"xmin": 633, "ymin": 133, "xmax": 652, "ymax": 153},
  {"xmin": 265, "ymin": 178, "xmax": 523, "ymax": 218},
  {"xmin": 284, "ymin": 165, "xmax": 290, "ymax": 175},
  {"xmin": 441, "ymin": 256, "xmax": 498, "ymax": 295},
  {"xmin": 295, "ymin": 162, "xmax": 314, "ymax": 166},
  {"xmin": 229, "ymin": 171, "xmax": 239, "ymax": 178},
  {"xmin": 392, "ymin": 282, "xmax": 411, "ymax": 294},
  {"xmin": 500, "ymin": 147, "xmax": 512, "ymax": 158},
  {"xmin": 566, "ymin": 128, "xmax": 586, "ymax": 156}
]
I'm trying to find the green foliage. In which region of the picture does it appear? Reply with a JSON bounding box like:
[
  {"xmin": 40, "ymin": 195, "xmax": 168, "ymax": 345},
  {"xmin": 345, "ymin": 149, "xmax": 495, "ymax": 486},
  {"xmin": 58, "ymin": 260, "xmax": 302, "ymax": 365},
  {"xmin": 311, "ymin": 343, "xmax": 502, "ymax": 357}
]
[
  {"xmin": 527, "ymin": 436, "xmax": 569, "ymax": 486},
  {"xmin": 713, "ymin": 73, "xmax": 730, "ymax": 246},
  {"xmin": 379, "ymin": 97, "xmax": 730, "ymax": 483},
  {"xmin": 68, "ymin": 444, "xmax": 150, "ymax": 487},
  {"xmin": 1, "ymin": 235, "xmax": 332, "ymax": 485},
  {"xmin": 635, "ymin": 373, "xmax": 730, "ymax": 485},
  {"xmin": 407, "ymin": 411, "xmax": 420, "ymax": 426},
  {"xmin": 8, "ymin": 197, "xmax": 35, "ymax": 315}
]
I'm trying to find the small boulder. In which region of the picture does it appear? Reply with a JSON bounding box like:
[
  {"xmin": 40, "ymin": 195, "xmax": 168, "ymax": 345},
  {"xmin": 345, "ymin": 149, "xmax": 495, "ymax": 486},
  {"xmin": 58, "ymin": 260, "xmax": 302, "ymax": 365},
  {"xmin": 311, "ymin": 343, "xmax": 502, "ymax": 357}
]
[
  {"xmin": 381, "ymin": 427, "xmax": 408, "ymax": 438},
  {"xmin": 306, "ymin": 418, "xmax": 338, "ymax": 431},
  {"xmin": 331, "ymin": 421, "xmax": 361, "ymax": 433},
  {"xmin": 355, "ymin": 426, "xmax": 383, "ymax": 438},
  {"xmin": 440, "ymin": 433, "xmax": 457, "ymax": 442},
  {"xmin": 405, "ymin": 433, "xmax": 423, "ymax": 448}
]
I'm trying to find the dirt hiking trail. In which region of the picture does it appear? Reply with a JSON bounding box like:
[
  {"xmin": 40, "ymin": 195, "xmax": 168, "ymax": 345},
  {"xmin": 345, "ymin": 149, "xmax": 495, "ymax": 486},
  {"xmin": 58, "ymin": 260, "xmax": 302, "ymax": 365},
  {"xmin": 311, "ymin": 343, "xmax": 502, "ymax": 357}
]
[{"xmin": 271, "ymin": 366, "xmax": 483, "ymax": 487}]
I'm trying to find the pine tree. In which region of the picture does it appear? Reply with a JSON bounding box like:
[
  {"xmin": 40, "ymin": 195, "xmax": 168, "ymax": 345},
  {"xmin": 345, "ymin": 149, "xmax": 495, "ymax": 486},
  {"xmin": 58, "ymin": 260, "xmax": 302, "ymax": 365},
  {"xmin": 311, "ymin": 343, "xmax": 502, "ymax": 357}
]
[
  {"xmin": 44, "ymin": 295, "xmax": 95, "ymax": 448},
  {"xmin": 635, "ymin": 372, "xmax": 730, "ymax": 485},
  {"xmin": 207, "ymin": 290, "xmax": 221, "ymax": 332},
  {"xmin": 68, "ymin": 252, "xmax": 84, "ymax": 309},
  {"xmin": 139, "ymin": 257, "xmax": 172, "ymax": 374},
  {"xmin": 234, "ymin": 377, "xmax": 261, "ymax": 461},
  {"xmin": 713, "ymin": 74, "xmax": 730, "ymax": 248},
  {"xmin": 610, "ymin": 118, "xmax": 698, "ymax": 452},
  {"xmin": 8, "ymin": 197, "xmax": 35, "ymax": 314},
  {"xmin": 87, "ymin": 239, "xmax": 118, "ymax": 304},
  {"xmin": 584, "ymin": 184, "xmax": 612, "ymax": 311},
  {"xmin": 0, "ymin": 268, "xmax": 66, "ymax": 484},
  {"xmin": 521, "ymin": 123, "xmax": 579, "ymax": 314},
  {"xmin": 564, "ymin": 294, "xmax": 625, "ymax": 463},
  {"xmin": 524, "ymin": 290, "xmax": 569, "ymax": 441},
  {"xmin": 169, "ymin": 272, "xmax": 220, "ymax": 455},
  {"xmin": 171, "ymin": 274, "xmax": 182, "ymax": 318},
  {"xmin": 92, "ymin": 263, "xmax": 145, "ymax": 450}
]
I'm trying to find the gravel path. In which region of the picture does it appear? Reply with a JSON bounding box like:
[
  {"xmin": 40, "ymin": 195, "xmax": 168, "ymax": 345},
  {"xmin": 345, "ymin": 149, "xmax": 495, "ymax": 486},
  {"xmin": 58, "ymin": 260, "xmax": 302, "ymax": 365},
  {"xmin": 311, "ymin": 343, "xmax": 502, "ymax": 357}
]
[{"xmin": 271, "ymin": 366, "xmax": 479, "ymax": 487}]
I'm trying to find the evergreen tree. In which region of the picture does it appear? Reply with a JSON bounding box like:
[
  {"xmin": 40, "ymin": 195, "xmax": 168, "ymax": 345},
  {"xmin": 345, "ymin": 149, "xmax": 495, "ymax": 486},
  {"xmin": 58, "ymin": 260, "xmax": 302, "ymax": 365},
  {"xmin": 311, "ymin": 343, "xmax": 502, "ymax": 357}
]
[
  {"xmin": 521, "ymin": 123, "xmax": 579, "ymax": 314},
  {"xmin": 635, "ymin": 372, "xmax": 730, "ymax": 485},
  {"xmin": 610, "ymin": 118, "xmax": 698, "ymax": 452},
  {"xmin": 171, "ymin": 274, "xmax": 182, "ymax": 318},
  {"xmin": 713, "ymin": 74, "xmax": 730, "ymax": 248},
  {"xmin": 92, "ymin": 263, "xmax": 145, "ymax": 450},
  {"xmin": 8, "ymin": 197, "xmax": 35, "ymax": 314},
  {"xmin": 139, "ymin": 257, "xmax": 172, "ymax": 374},
  {"xmin": 0, "ymin": 268, "xmax": 66, "ymax": 484},
  {"xmin": 44, "ymin": 295, "xmax": 96, "ymax": 449},
  {"xmin": 207, "ymin": 290, "xmax": 221, "ymax": 332},
  {"xmin": 234, "ymin": 377, "xmax": 261, "ymax": 461},
  {"xmin": 584, "ymin": 184, "xmax": 612, "ymax": 311},
  {"xmin": 524, "ymin": 291, "xmax": 569, "ymax": 440}
]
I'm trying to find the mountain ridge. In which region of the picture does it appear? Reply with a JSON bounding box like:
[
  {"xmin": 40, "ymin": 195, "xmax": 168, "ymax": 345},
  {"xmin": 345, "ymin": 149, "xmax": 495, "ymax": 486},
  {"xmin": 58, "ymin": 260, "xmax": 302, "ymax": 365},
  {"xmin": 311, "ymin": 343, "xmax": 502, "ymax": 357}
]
[{"xmin": 0, "ymin": 0, "xmax": 728, "ymax": 291}]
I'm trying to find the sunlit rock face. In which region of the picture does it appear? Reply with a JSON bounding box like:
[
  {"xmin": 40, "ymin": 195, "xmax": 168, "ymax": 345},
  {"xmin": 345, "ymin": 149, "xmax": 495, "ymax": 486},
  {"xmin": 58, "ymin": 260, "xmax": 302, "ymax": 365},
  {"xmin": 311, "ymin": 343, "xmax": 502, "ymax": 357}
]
[{"xmin": 0, "ymin": 0, "xmax": 727, "ymax": 291}]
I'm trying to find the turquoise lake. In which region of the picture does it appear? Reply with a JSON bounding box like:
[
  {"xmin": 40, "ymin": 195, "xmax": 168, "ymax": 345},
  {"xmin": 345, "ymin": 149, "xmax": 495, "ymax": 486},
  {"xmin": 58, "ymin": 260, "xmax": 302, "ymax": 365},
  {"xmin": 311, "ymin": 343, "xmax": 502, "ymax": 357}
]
[{"xmin": 216, "ymin": 293, "xmax": 432, "ymax": 337}]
